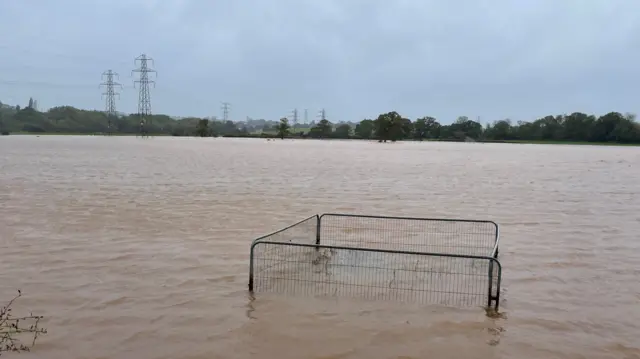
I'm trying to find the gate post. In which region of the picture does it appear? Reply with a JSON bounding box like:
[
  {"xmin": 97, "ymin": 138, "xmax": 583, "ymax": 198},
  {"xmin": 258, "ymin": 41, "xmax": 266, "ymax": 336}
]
[{"xmin": 315, "ymin": 215, "xmax": 321, "ymax": 251}]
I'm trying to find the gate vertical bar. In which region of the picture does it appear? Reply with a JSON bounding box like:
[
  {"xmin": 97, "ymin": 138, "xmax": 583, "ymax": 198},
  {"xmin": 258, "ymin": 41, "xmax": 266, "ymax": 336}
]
[
  {"xmin": 494, "ymin": 265, "xmax": 502, "ymax": 310},
  {"xmin": 487, "ymin": 259, "xmax": 494, "ymax": 308},
  {"xmin": 315, "ymin": 214, "xmax": 321, "ymax": 251},
  {"xmin": 248, "ymin": 242, "xmax": 256, "ymax": 291}
]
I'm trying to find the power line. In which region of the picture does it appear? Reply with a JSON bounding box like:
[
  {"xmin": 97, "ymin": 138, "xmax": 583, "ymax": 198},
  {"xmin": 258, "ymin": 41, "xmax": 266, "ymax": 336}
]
[
  {"xmin": 221, "ymin": 102, "xmax": 230, "ymax": 121},
  {"xmin": 99, "ymin": 70, "xmax": 123, "ymax": 128},
  {"xmin": 0, "ymin": 44, "xmax": 133, "ymax": 69},
  {"xmin": 132, "ymin": 54, "xmax": 156, "ymax": 135},
  {"xmin": 0, "ymin": 44, "xmax": 117, "ymax": 61},
  {"xmin": 0, "ymin": 79, "xmax": 97, "ymax": 89}
]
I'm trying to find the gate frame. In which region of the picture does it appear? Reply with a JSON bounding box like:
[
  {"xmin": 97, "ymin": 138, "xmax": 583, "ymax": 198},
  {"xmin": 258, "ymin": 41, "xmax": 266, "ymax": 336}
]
[{"xmin": 249, "ymin": 213, "xmax": 502, "ymax": 310}]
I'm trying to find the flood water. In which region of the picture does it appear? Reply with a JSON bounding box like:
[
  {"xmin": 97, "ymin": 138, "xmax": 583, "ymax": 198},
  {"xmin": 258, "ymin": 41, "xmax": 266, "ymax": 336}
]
[{"xmin": 1, "ymin": 135, "xmax": 639, "ymax": 359}]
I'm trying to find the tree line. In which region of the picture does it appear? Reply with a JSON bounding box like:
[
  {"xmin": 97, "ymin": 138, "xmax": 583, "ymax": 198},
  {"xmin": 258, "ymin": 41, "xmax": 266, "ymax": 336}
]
[
  {"xmin": 1, "ymin": 99, "xmax": 639, "ymax": 144},
  {"xmin": 233, "ymin": 111, "xmax": 640, "ymax": 144}
]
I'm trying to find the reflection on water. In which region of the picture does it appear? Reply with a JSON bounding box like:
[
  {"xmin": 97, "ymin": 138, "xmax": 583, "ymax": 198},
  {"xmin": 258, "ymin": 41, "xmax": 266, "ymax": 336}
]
[{"xmin": 0, "ymin": 136, "xmax": 639, "ymax": 359}]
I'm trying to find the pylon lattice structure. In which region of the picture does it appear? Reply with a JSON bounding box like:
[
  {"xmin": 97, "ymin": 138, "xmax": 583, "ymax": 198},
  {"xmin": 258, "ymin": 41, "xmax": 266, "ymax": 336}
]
[
  {"xmin": 221, "ymin": 102, "xmax": 231, "ymax": 122},
  {"xmin": 132, "ymin": 54, "xmax": 156, "ymax": 136},
  {"xmin": 290, "ymin": 108, "xmax": 298, "ymax": 129},
  {"xmin": 100, "ymin": 70, "xmax": 122, "ymax": 135},
  {"xmin": 318, "ymin": 108, "xmax": 326, "ymax": 121}
]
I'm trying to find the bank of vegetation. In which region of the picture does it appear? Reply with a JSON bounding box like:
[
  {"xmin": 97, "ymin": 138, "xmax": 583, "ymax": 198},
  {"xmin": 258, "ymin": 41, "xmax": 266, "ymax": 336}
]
[
  {"xmin": 0, "ymin": 290, "xmax": 47, "ymax": 355},
  {"xmin": 1, "ymin": 99, "xmax": 639, "ymax": 144}
]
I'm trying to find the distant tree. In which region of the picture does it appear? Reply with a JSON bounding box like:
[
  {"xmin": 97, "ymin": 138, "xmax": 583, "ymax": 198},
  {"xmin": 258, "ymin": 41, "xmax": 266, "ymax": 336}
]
[
  {"xmin": 590, "ymin": 112, "xmax": 625, "ymax": 142},
  {"xmin": 413, "ymin": 117, "xmax": 428, "ymax": 140},
  {"xmin": 309, "ymin": 119, "xmax": 333, "ymax": 138},
  {"xmin": 444, "ymin": 116, "xmax": 482, "ymax": 140},
  {"xmin": 373, "ymin": 113, "xmax": 391, "ymax": 142},
  {"xmin": 484, "ymin": 119, "xmax": 513, "ymax": 140},
  {"xmin": 317, "ymin": 119, "xmax": 333, "ymax": 136},
  {"xmin": 195, "ymin": 119, "xmax": 210, "ymax": 137},
  {"xmin": 0, "ymin": 113, "xmax": 6, "ymax": 135},
  {"xmin": 605, "ymin": 112, "xmax": 640, "ymax": 143},
  {"xmin": 334, "ymin": 123, "xmax": 352, "ymax": 138},
  {"xmin": 414, "ymin": 116, "xmax": 440, "ymax": 140},
  {"xmin": 276, "ymin": 117, "xmax": 290, "ymax": 139},
  {"xmin": 221, "ymin": 120, "xmax": 238, "ymax": 135},
  {"xmin": 373, "ymin": 111, "xmax": 406, "ymax": 142},
  {"xmin": 401, "ymin": 117, "xmax": 414, "ymax": 139},
  {"xmin": 354, "ymin": 119, "xmax": 374, "ymax": 139},
  {"xmin": 237, "ymin": 125, "xmax": 250, "ymax": 135}
]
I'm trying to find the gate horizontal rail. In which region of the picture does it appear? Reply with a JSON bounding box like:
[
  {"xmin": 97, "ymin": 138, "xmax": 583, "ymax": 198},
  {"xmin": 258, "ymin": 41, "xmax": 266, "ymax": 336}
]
[{"xmin": 318, "ymin": 213, "xmax": 499, "ymax": 258}]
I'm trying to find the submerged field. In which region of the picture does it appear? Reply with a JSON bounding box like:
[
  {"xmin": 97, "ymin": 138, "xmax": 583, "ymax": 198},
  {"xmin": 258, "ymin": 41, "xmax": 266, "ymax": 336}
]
[{"xmin": 1, "ymin": 136, "xmax": 639, "ymax": 359}]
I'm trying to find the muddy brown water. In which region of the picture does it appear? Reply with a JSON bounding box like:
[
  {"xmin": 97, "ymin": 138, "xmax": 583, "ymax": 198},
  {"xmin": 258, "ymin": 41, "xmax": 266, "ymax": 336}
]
[{"xmin": 1, "ymin": 136, "xmax": 639, "ymax": 359}]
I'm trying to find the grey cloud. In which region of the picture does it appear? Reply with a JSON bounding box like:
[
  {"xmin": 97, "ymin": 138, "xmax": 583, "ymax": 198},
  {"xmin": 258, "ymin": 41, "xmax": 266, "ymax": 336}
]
[{"xmin": 1, "ymin": 0, "xmax": 639, "ymax": 123}]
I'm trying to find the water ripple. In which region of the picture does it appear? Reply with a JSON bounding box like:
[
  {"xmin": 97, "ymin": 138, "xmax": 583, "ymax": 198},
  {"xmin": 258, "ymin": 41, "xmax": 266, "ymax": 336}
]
[{"xmin": 0, "ymin": 136, "xmax": 639, "ymax": 359}]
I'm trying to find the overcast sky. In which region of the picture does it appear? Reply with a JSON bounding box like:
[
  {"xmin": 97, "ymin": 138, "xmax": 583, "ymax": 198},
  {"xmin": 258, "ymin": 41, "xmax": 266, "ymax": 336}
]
[{"xmin": 1, "ymin": 0, "xmax": 639, "ymax": 124}]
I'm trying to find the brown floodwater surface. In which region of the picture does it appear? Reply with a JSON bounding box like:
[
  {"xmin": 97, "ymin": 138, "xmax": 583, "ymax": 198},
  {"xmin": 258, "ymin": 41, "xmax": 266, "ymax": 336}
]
[{"xmin": 1, "ymin": 136, "xmax": 639, "ymax": 359}]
